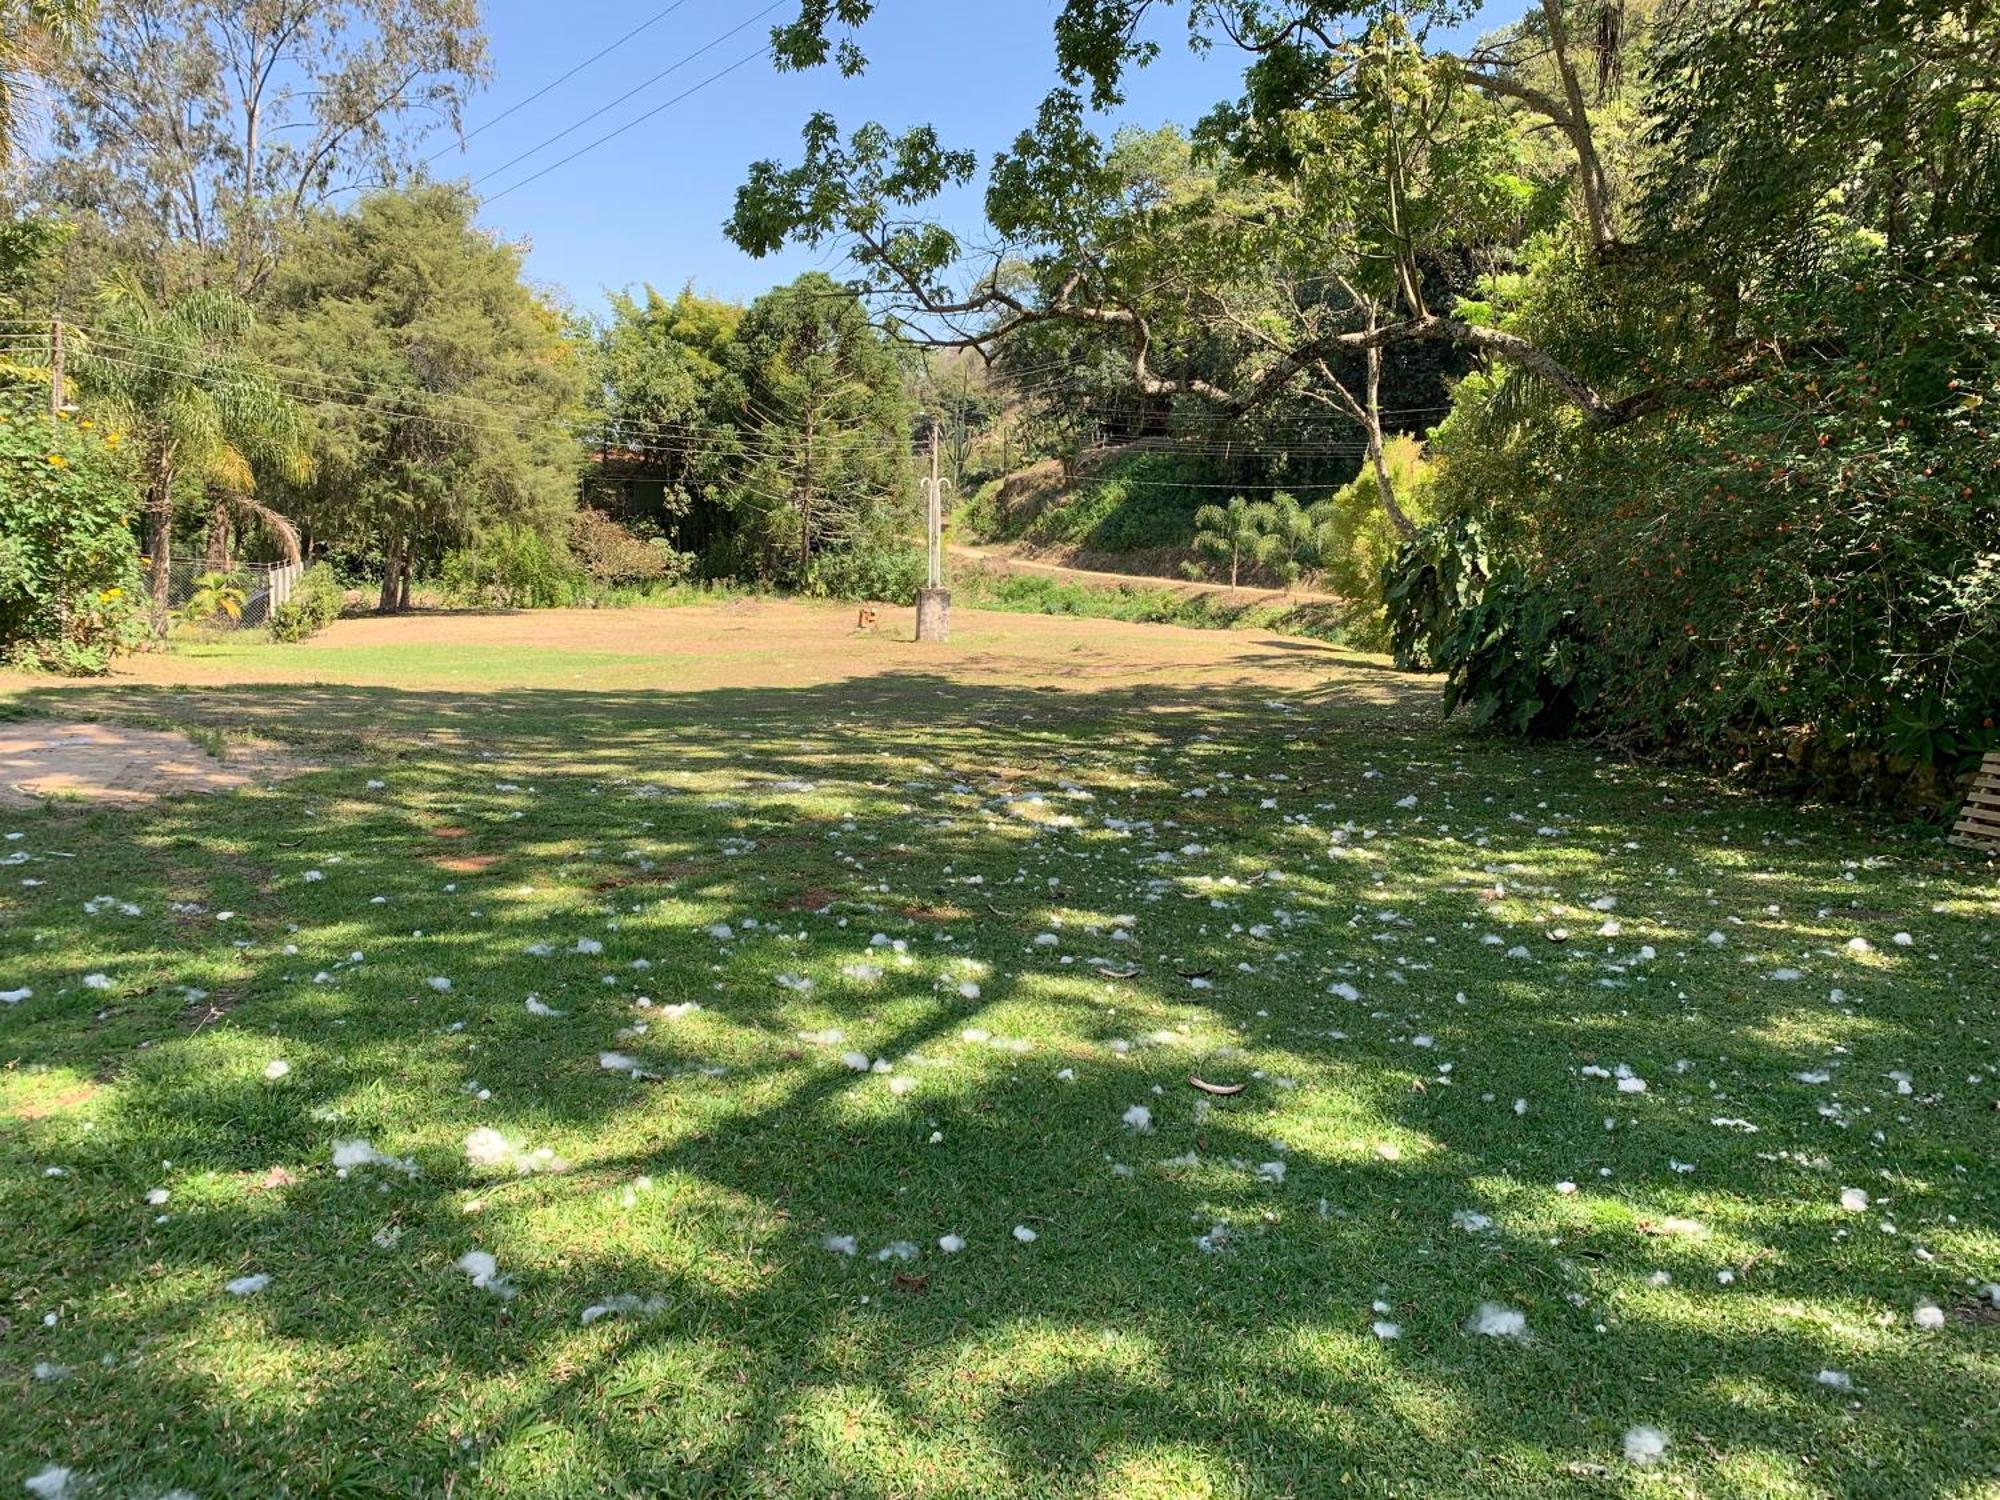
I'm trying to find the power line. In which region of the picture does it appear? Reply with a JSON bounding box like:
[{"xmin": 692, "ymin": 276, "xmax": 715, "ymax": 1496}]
[
  {"xmin": 426, "ymin": 0, "xmax": 704, "ymax": 166},
  {"xmin": 21, "ymin": 314, "xmax": 1405, "ymax": 477},
  {"xmin": 471, "ymin": 3, "xmax": 784, "ymax": 192},
  {"xmin": 481, "ymin": 45, "xmax": 775, "ymax": 205}
]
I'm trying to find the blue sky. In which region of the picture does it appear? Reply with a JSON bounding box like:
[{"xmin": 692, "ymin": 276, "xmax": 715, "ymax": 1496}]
[{"xmin": 447, "ymin": 0, "xmax": 1527, "ymax": 319}]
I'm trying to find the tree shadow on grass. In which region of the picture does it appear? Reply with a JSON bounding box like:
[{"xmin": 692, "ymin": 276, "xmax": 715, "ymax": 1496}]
[{"xmin": 0, "ymin": 670, "xmax": 1993, "ymax": 1496}]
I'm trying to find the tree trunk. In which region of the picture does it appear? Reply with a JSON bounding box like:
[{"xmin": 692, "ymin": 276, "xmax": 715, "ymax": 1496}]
[
  {"xmin": 203, "ymin": 494, "xmax": 233, "ymax": 571},
  {"xmin": 145, "ymin": 445, "xmax": 177, "ymax": 635},
  {"xmin": 379, "ymin": 535, "xmax": 403, "ymax": 613},
  {"xmin": 398, "ymin": 553, "xmax": 413, "ymax": 612},
  {"xmin": 797, "ymin": 402, "xmax": 817, "ymax": 579},
  {"xmin": 1540, "ymin": 0, "xmax": 1615, "ymax": 251},
  {"xmin": 1364, "ymin": 344, "xmax": 1418, "ymax": 542}
]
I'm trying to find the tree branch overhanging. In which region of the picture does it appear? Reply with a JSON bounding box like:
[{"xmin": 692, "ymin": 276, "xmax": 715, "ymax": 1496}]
[{"xmin": 868, "ymin": 257, "xmax": 1691, "ymax": 433}]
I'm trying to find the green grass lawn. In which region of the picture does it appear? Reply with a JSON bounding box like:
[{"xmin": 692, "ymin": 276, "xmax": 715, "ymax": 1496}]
[{"xmin": 1, "ymin": 608, "xmax": 1996, "ymax": 1498}]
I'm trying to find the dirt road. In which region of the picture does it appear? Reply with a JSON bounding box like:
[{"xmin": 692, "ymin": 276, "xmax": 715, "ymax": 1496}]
[{"xmin": 946, "ymin": 541, "xmax": 1345, "ymax": 607}]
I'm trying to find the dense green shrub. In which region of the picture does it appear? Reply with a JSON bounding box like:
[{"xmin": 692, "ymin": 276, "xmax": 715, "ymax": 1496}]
[
  {"xmin": 0, "ymin": 393, "xmax": 147, "ymax": 674},
  {"xmin": 1314, "ymin": 437, "xmax": 1433, "ymax": 650},
  {"xmin": 269, "ymin": 563, "xmax": 345, "ymax": 643},
  {"xmin": 568, "ymin": 508, "xmax": 695, "ymax": 588},
  {"xmin": 1396, "ymin": 250, "xmax": 2000, "ymax": 805},
  {"xmin": 801, "ymin": 541, "xmax": 925, "ymax": 604},
  {"xmin": 439, "ymin": 525, "xmax": 583, "ymax": 609}
]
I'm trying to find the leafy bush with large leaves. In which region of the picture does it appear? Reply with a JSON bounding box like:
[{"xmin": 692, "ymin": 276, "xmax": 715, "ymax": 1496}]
[
  {"xmin": 269, "ymin": 562, "xmax": 345, "ymax": 643},
  {"xmin": 1394, "ymin": 248, "xmax": 2000, "ymax": 803}
]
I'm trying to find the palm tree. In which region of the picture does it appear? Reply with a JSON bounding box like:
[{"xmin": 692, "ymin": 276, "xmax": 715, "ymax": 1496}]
[
  {"xmin": 178, "ymin": 570, "xmax": 247, "ymax": 627},
  {"xmin": 1192, "ymin": 495, "xmax": 1276, "ymax": 589},
  {"xmin": 0, "ymin": 0, "xmax": 92, "ymax": 167},
  {"xmin": 75, "ymin": 275, "xmax": 308, "ymax": 631},
  {"xmin": 1259, "ymin": 492, "xmax": 1333, "ymax": 594}
]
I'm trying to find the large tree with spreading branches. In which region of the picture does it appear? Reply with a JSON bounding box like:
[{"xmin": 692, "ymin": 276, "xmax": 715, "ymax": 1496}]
[{"xmin": 727, "ymin": 1, "xmax": 1728, "ymax": 536}]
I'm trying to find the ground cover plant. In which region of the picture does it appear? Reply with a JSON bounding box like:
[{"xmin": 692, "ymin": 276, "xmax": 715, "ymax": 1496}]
[{"xmin": 0, "ymin": 603, "xmax": 1995, "ymax": 1498}]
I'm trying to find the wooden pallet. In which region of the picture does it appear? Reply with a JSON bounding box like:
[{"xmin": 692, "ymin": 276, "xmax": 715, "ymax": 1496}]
[{"xmin": 1950, "ymin": 751, "xmax": 2000, "ymax": 850}]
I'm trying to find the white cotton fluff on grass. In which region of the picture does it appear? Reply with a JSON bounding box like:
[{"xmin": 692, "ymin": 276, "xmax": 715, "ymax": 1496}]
[
  {"xmin": 1467, "ymin": 1302, "xmax": 1528, "ymax": 1339},
  {"xmin": 525, "ymin": 996, "xmax": 565, "ymax": 1018},
  {"xmin": 1816, "ymin": 1369, "xmax": 1853, "ymax": 1391},
  {"xmin": 840, "ymin": 1052, "xmax": 872, "ymax": 1072},
  {"xmin": 598, "ymin": 1051, "xmax": 642, "ymax": 1075},
  {"xmin": 0, "ymin": 987, "xmax": 31, "ymax": 1005},
  {"xmin": 225, "ymin": 1273, "xmax": 271, "ymax": 1297},
  {"xmin": 1258, "ymin": 1161, "xmax": 1287, "ymax": 1184},
  {"xmin": 1013, "ymin": 1225, "xmax": 1038, "ymax": 1243},
  {"xmin": 464, "ymin": 1128, "xmax": 514, "ymax": 1169},
  {"xmin": 580, "ymin": 1293, "xmax": 669, "ymax": 1325},
  {"xmin": 1371, "ymin": 1320, "xmax": 1401, "ymax": 1340},
  {"xmin": 1122, "ymin": 1105, "xmax": 1154, "ymax": 1133},
  {"xmin": 938, "ymin": 1234, "xmax": 965, "ymax": 1253},
  {"xmin": 263, "ymin": 1059, "xmax": 290, "ymax": 1080},
  {"xmin": 823, "ymin": 1234, "xmax": 858, "ymax": 1256},
  {"xmin": 332, "ymin": 1139, "xmax": 418, "ymax": 1177},
  {"xmin": 1840, "ymin": 1187, "xmax": 1870, "ymax": 1212},
  {"xmin": 426, "ymin": 977, "xmax": 453, "ymax": 993},
  {"xmin": 572, "ymin": 938, "xmax": 603, "ymax": 956},
  {"xmin": 23, "ymin": 1466, "xmax": 78, "ymax": 1500},
  {"xmin": 1913, "ymin": 1301, "xmax": 1947, "ymax": 1330},
  {"xmin": 456, "ymin": 1250, "xmax": 515, "ymax": 1299},
  {"xmin": 82, "ymin": 974, "xmax": 113, "ymax": 991},
  {"xmin": 1623, "ymin": 1426, "xmax": 1669, "ymax": 1467}
]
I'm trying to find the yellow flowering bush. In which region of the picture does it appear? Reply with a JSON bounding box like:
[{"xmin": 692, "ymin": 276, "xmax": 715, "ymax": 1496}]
[{"xmin": 0, "ymin": 390, "xmax": 147, "ymax": 673}]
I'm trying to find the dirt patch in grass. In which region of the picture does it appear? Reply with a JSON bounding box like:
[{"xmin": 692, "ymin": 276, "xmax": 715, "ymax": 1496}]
[
  {"xmin": 436, "ymin": 854, "xmax": 504, "ymax": 873},
  {"xmin": 5, "ymin": 1083, "xmax": 100, "ymax": 1121},
  {"xmin": 0, "ymin": 719, "xmax": 312, "ymax": 807}
]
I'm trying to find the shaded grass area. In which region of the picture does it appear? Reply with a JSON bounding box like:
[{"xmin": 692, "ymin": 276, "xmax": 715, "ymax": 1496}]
[{"xmin": 0, "ymin": 622, "xmax": 1996, "ymax": 1498}]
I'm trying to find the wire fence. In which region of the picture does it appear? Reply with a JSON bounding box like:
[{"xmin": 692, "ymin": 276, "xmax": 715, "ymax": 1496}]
[{"xmin": 160, "ymin": 559, "xmax": 303, "ymax": 629}]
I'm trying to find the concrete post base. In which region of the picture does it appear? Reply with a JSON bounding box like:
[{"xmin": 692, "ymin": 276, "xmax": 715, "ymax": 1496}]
[{"xmin": 916, "ymin": 587, "xmax": 951, "ymax": 642}]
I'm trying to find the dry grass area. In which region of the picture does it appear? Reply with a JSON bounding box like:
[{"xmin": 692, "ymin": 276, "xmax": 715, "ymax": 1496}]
[{"xmin": 1, "ymin": 601, "xmax": 1423, "ymax": 757}]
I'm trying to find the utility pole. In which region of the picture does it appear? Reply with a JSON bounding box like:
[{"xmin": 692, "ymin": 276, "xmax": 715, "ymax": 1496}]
[
  {"xmin": 915, "ymin": 419, "xmax": 950, "ymax": 642},
  {"xmin": 48, "ymin": 320, "xmax": 65, "ymax": 419}
]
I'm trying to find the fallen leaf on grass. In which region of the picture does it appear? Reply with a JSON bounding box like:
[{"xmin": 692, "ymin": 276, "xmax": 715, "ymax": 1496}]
[{"xmin": 1188, "ymin": 1077, "xmax": 1246, "ymax": 1097}]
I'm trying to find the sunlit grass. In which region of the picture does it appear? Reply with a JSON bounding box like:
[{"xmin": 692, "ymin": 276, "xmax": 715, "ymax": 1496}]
[{"xmin": 0, "ymin": 604, "xmax": 1993, "ymax": 1496}]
